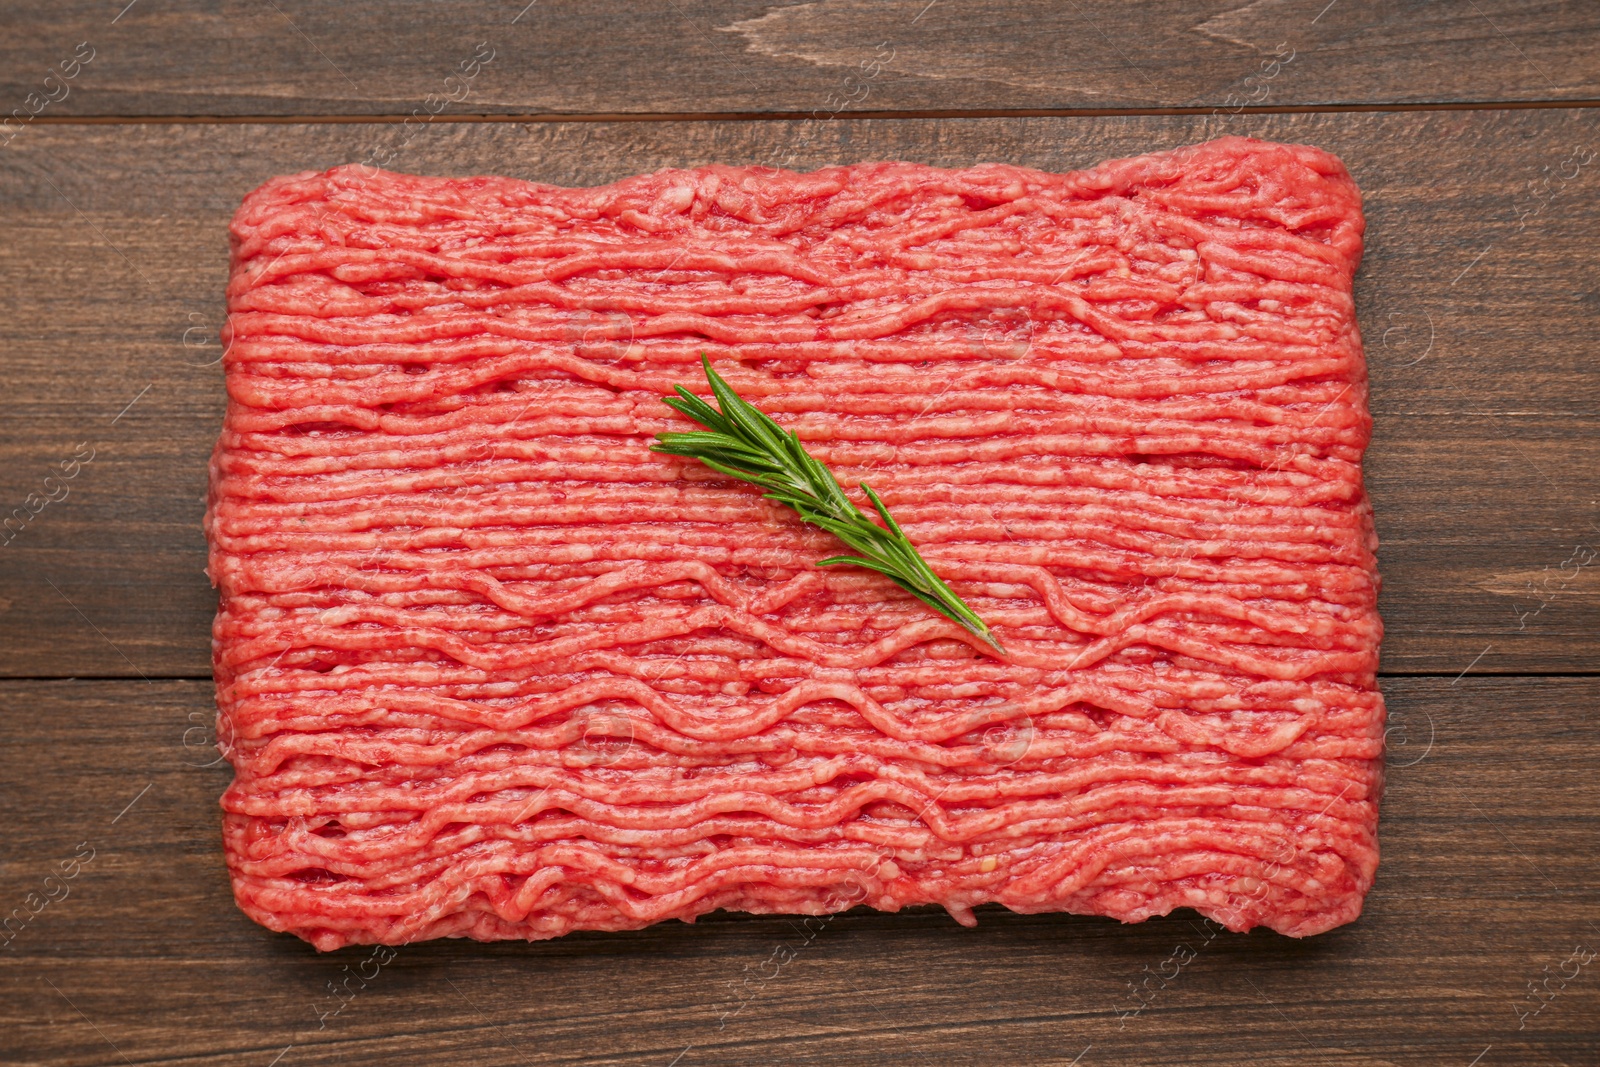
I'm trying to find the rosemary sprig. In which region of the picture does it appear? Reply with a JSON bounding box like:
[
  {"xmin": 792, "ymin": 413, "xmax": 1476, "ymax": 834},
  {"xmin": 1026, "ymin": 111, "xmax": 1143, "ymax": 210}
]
[{"xmin": 651, "ymin": 354, "xmax": 1004, "ymax": 655}]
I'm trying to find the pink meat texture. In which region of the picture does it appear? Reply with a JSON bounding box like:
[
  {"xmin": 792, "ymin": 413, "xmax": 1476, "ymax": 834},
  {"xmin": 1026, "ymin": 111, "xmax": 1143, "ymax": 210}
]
[{"xmin": 206, "ymin": 137, "xmax": 1384, "ymax": 950}]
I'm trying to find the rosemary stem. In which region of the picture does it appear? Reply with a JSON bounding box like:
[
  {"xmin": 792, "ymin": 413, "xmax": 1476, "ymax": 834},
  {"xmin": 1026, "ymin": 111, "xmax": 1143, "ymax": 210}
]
[{"xmin": 651, "ymin": 355, "xmax": 1005, "ymax": 656}]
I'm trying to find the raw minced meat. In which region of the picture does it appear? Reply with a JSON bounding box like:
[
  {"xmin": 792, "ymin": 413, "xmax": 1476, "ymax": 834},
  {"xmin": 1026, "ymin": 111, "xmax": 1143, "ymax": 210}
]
[{"xmin": 206, "ymin": 137, "xmax": 1384, "ymax": 950}]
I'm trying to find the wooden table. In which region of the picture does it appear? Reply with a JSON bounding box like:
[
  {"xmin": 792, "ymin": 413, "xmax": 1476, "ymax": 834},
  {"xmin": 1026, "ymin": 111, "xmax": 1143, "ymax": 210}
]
[{"xmin": 2, "ymin": 4, "xmax": 1597, "ymax": 1064}]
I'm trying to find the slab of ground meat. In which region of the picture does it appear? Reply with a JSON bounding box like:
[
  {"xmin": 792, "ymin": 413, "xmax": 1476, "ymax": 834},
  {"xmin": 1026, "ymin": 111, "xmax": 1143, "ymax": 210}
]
[{"xmin": 206, "ymin": 137, "xmax": 1383, "ymax": 950}]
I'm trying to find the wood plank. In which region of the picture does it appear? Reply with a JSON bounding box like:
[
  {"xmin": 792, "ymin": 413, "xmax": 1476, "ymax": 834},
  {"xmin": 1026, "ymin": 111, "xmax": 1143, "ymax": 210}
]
[
  {"xmin": 0, "ymin": 110, "xmax": 1597, "ymax": 677},
  {"xmin": 1, "ymin": 676, "xmax": 1595, "ymax": 1066},
  {"xmin": 0, "ymin": 0, "xmax": 1598, "ymax": 119}
]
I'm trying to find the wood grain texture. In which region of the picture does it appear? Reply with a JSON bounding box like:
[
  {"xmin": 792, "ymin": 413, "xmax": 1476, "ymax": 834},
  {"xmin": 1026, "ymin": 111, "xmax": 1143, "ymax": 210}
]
[
  {"xmin": 0, "ymin": 110, "xmax": 1597, "ymax": 677},
  {"xmin": 0, "ymin": 676, "xmax": 1594, "ymax": 1066},
  {"xmin": 0, "ymin": 0, "xmax": 1598, "ymax": 119}
]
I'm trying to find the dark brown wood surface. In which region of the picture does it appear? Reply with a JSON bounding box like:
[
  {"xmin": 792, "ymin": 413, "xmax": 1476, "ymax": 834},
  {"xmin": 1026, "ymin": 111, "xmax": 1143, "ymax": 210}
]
[
  {"xmin": 2, "ymin": 677, "xmax": 1596, "ymax": 1066},
  {"xmin": 4, "ymin": 0, "xmax": 1600, "ymax": 115},
  {"xmin": 1, "ymin": 8, "xmax": 1597, "ymax": 1066},
  {"xmin": 3, "ymin": 111, "xmax": 1597, "ymax": 678}
]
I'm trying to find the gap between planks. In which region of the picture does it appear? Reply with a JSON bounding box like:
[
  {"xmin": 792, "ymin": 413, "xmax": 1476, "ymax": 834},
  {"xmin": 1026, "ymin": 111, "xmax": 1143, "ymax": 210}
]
[{"xmin": 22, "ymin": 98, "xmax": 1600, "ymax": 126}]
